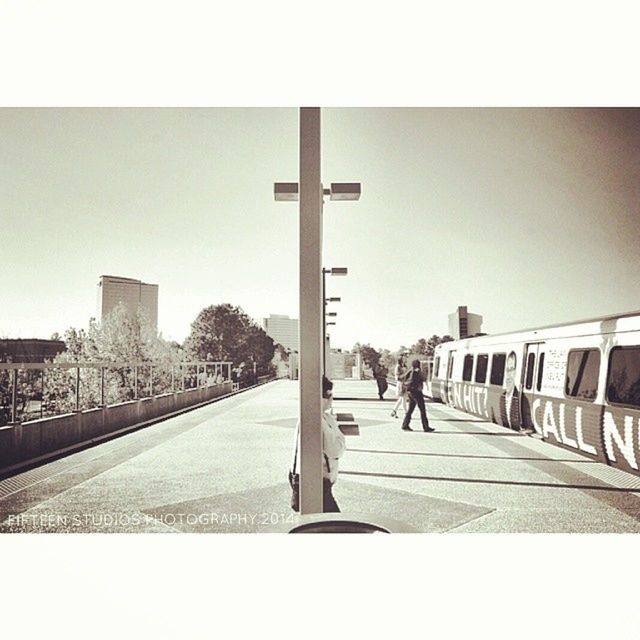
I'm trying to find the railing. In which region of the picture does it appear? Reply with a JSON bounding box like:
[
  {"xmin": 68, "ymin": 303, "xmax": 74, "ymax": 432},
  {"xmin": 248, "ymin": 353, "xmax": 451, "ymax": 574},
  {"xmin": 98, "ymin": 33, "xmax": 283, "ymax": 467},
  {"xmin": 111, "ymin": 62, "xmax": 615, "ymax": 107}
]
[{"xmin": 0, "ymin": 361, "xmax": 233, "ymax": 427}]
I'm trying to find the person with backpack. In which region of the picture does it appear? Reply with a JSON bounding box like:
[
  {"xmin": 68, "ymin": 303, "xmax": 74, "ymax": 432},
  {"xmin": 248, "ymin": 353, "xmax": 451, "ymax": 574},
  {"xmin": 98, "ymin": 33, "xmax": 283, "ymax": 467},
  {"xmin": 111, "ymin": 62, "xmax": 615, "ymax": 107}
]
[{"xmin": 401, "ymin": 359, "xmax": 435, "ymax": 432}]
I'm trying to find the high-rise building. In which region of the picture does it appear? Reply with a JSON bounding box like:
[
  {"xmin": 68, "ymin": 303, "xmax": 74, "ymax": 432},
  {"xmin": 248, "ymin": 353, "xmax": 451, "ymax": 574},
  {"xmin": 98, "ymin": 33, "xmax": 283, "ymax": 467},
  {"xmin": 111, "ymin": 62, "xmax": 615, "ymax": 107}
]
[
  {"xmin": 97, "ymin": 275, "xmax": 159, "ymax": 331},
  {"xmin": 262, "ymin": 314, "xmax": 298, "ymax": 352},
  {"xmin": 448, "ymin": 306, "xmax": 483, "ymax": 340}
]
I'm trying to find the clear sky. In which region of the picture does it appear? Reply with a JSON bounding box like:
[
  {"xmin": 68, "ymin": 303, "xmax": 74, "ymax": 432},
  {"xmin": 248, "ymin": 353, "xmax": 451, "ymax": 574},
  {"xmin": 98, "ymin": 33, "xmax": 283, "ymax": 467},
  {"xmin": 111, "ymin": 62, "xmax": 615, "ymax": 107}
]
[{"xmin": 1, "ymin": 107, "xmax": 639, "ymax": 351}]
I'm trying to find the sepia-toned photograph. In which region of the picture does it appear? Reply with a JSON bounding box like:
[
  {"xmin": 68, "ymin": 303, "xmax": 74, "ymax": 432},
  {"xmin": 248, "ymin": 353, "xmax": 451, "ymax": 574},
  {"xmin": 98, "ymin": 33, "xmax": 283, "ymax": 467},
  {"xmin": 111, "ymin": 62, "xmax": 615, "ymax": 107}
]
[
  {"xmin": 3, "ymin": 4, "xmax": 640, "ymax": 639},
  {"xmin": 1, "ymin": 106, "xmax": 639, "ymax": 534}
]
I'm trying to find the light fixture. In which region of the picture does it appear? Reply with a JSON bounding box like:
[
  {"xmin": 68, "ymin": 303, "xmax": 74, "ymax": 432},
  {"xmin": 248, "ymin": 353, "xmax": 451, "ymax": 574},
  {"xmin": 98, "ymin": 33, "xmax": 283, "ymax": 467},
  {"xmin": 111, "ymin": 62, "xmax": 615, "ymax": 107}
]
[
  {"xmin": 273, "ymin": 182, "xmax": 298, "ymax": 201},
  {"xmin": 274, "ymin": 182, "xmax": 360, "ymax": 202}
]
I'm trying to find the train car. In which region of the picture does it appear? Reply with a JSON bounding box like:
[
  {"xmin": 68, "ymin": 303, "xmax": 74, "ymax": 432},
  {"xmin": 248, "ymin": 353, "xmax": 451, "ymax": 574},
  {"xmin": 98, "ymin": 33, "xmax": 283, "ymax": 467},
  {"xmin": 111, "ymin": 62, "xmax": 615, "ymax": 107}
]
[{"xmin": 430, "ymin": 311, "xmax": 640, "ymax": 476}]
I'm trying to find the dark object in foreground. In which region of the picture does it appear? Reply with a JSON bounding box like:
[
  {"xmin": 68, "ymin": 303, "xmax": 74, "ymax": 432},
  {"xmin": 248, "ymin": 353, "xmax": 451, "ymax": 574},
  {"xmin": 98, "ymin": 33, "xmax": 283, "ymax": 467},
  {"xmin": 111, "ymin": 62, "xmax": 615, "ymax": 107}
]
[{"xmin": 280, "ymin": 512, "xmax": 418, "ymax": 533}]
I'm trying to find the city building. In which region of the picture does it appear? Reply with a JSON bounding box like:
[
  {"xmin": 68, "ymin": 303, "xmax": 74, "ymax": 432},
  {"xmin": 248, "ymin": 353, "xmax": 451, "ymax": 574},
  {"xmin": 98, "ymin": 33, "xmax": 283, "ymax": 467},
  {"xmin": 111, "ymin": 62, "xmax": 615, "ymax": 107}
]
[
  {"xmin": 262, "ymin": 314, "xmax": 298, "ymax": 352},
  {"xmin": 97, "ymin": 275, "xmax": 159, "ymax": 331},
  {"xmin": 448, "ymin": 305, "xmax": 483, "ymax": 340},
  {"xmin": 0, "ymin": 339, "xmax": 66, "ymax": 363}
]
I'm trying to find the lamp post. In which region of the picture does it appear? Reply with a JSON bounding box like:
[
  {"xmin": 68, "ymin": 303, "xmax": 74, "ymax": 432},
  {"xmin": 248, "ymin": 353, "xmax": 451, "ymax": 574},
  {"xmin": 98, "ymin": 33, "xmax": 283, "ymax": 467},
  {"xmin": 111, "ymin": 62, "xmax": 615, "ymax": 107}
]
[
  {"xmin": 322, "ymin": 267, "xmax": 348, "ymax": 376},
  {"xmin": 326, "ymin": 318, "xmax": 337, "ymax": 374},
  {"xmin": 324, "ymin": 298, "xmax": 340, "ymax": 376},
  {"xmin": 274, "ymin": 108, "xmax": 361, "ymax": 515}
]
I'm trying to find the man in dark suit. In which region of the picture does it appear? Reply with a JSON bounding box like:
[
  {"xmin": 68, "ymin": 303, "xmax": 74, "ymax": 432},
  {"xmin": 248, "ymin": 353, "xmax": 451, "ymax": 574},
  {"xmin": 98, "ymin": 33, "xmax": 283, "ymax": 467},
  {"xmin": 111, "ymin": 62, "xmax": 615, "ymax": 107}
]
[{"xmin": 402, "ymin": 359, "xmax": 435, "ymax": 432}]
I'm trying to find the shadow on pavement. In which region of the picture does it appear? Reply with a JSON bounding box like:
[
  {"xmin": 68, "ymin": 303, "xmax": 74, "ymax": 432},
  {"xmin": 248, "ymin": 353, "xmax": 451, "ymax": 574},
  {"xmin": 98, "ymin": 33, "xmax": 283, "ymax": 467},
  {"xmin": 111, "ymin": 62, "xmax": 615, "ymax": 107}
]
[
  {"xmin": 340, "ymin": 469, "xmax": 640, "ymax": 493},
  {"xmin": 346, "ymin": 448, "xmax": 597, "ymax": 464}
]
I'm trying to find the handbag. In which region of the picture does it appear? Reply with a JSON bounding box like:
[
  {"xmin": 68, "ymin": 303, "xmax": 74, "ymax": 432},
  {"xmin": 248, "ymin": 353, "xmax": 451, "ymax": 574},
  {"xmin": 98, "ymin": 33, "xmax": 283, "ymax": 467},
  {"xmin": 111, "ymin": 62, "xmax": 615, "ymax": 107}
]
[
  {"xmin": 289, "ymin": 426, "xmax": 331, "ymax": 513},
  {"xmin": 289, "ymin": 470, "xmax": 300, "ymax": 512},
  {"xmin": 289, "ymin": 426, "xmax": 300, "ymax": 512}
]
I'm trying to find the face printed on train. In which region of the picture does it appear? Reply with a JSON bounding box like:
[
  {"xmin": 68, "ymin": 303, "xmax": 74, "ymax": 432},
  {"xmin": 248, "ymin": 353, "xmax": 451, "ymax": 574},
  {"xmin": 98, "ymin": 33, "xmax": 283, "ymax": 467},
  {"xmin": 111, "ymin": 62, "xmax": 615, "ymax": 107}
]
[{"xmin": 505, "ymin": 351, "xmax": 517, "ymax": 392}]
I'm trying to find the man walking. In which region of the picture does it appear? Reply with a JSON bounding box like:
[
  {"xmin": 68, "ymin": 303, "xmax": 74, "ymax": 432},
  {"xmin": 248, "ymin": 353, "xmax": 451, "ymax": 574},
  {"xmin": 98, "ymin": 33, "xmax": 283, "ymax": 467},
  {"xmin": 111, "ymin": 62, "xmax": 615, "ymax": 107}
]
[
  {"xmin": 373, "ymin": 362, "xmax": 388, "ymax": 400},
  {"xmin": 401, "ymin": 359, "xmax": 435, "ymax": 432}
]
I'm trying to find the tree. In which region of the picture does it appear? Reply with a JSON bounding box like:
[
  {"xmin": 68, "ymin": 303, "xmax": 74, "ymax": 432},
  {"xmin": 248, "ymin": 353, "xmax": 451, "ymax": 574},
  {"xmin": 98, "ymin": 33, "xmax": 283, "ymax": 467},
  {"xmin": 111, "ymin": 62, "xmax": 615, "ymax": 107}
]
[
  {"xmin": 184, "ymin": 304, "xmax": 275, "ymax": 375},
  {"xmin": 407, "ymin": 334, "xmax": 456, "ymax": 359},
  {"xmin": 55, "ymin": 303, "xmax": 179, "ymax": 366},
  {"xmin": 378, "ymin": 348, "xmax": 394, "ymax": 371},
  {"xmin": 351, "ymin": 342, "xmax": 380, "ymax": 368},
  {"xmin": 46, "ymin": 304, "xmax": 183, "ymax": 413},
  {"xmin": 410, "ymin": 338, "xmax": 429, "ymax": 355}
]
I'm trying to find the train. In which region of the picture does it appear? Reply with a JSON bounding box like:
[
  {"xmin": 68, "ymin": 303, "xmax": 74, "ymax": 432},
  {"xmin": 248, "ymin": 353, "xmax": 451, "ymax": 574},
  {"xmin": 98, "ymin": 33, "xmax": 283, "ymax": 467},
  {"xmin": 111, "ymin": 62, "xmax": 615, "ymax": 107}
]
[{"xmin": 429, "ymin": 311, "xmax": 640, "ymax": 477}]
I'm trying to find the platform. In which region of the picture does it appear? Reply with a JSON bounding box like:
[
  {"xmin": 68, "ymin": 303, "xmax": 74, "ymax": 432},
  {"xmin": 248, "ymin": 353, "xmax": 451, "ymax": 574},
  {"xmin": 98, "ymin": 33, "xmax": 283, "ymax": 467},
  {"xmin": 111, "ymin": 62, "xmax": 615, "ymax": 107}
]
[{"xmin": 1, "ymin": 379, "xmax": 639, "ymax": 533}]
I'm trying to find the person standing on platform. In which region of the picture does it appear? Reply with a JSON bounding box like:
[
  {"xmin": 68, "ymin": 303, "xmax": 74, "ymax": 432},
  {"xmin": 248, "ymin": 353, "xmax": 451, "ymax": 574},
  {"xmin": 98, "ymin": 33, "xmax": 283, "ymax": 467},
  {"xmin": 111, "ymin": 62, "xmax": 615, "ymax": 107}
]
[
  {"xmin": 290, "ymin": 376, "xmax": 346, "ymax": 512},
  {"xmin": 319, "ymin": 377, "xmax": 346, "ymax": 511},
  {"xmin": 373, "ymin": 362, "xmax": 388, "ymax": 400},
  {"xmin": 401, "ymin": 359, "xmax": 434, "ymax": 432},
  {"xmin": 391, "ymin": 355, "xmax": 408, "ymax": 418}
]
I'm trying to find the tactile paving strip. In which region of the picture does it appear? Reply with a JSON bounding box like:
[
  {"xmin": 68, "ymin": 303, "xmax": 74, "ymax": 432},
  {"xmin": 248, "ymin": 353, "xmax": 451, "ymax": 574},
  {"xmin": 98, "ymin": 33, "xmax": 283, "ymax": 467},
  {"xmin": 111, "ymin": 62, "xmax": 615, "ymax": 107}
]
[
  {"xmin": 428, "ymin": 403, "xmax": 640, "ymax": 494},
  {"xmin": 0, "ymin": 436, "xmax": 131, "ymax": 500},
  {"xmin": 564, "ymin": 460, "xmax": 640, "ymax": 493}
]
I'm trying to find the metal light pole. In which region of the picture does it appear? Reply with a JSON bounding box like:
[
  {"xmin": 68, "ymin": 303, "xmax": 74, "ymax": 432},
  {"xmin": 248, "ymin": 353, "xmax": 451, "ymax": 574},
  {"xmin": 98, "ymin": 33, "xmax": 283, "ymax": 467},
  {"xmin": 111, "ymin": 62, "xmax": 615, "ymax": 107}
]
[
  {"xmin": 322, "ymin": 269, "xmax": 327, "ymax": 377},
  {"xmin": 322, "ymin": 267, "xmax": 347, "ymax": 376},
  {"xmin": 324, "ymin": 297, "xmax": 340, "ymax": 377},
  {"xmin": 274, "ymin": 108, "xmax": 360, "ymax": 515}
]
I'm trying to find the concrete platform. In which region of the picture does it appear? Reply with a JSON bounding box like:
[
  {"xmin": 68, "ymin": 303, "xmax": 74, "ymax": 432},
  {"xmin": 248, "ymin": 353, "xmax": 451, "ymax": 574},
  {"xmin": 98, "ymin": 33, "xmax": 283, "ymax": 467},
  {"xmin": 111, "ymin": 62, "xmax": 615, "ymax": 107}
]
[{"xmin": 1, "ymin": 379, "xmax": 639, "ymax": 533}]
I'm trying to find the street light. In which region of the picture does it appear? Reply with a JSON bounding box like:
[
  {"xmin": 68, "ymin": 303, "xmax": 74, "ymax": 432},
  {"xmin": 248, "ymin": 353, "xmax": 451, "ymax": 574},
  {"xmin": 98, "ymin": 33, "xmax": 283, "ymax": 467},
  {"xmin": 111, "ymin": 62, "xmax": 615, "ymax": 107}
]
[
  {"xmin": 324, "ymin": 299, "xmax": 341, "ymax": 377},
  {"xmin": 322, "ymin": 267, "xmax": 348, "ymax": 376},
  {"xmin": 327, "ymin": 183, "xmax": 361, "ymax": 201},
  {"xmin": 274, "ymin": 183, "xmax": 361, "ymax": 202},
  {"xmin": 274, "ymin": 108, "xmax": 361, "ymax": 515}
]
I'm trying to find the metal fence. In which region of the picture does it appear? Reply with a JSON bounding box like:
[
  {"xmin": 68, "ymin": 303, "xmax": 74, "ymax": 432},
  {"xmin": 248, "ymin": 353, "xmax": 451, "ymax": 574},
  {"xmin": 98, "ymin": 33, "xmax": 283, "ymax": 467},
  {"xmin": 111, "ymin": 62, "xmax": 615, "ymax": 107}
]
[{"xmin": 0, "ymin": 361, "xmax": 233, "ymax": 427}]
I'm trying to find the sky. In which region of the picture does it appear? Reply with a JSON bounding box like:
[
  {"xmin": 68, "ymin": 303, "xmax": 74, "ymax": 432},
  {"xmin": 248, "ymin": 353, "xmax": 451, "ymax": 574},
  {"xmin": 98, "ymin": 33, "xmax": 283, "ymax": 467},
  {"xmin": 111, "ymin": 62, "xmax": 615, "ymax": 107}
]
[{"xmin": 1, "ymin": 107, "xmax": 639, "ymax": 351}]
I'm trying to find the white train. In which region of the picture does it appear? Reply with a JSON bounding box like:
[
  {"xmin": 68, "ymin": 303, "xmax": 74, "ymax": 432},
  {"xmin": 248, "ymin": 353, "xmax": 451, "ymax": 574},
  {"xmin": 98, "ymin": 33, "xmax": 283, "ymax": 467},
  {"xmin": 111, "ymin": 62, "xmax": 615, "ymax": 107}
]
[{"xmin": 430, "ymin": 311, "xmax": 640, "ymax": 476}]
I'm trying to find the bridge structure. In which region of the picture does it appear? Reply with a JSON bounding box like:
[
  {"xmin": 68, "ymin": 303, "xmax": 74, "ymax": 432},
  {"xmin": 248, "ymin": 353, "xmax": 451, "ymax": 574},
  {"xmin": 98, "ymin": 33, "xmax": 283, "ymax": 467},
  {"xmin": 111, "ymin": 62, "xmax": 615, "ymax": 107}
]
[{"xmin": 1, "ymin": 378, "xmax": 639, "ymax": 533}]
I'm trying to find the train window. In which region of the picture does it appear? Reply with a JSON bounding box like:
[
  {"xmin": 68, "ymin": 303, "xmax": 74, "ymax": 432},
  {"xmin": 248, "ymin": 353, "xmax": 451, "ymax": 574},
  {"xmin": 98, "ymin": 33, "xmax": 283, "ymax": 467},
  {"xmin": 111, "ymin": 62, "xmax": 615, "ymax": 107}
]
[
  {"xmin": 434, "ymin": 357, "xmax": 440, "ymax": 378},
  {"xmin": 525, "ymin": 353, "xmax": 535, "ymax": 390},
  {"xmin": 536, "ymin": 353, "xmax": 545, "ymax": 391},
  {"xmin": 475, "ymin": 354, "xmax": 488, "ymax": 383},
  {"xmin": 565, "ymin": 349, "xmax": 600, "ymax": 401},
  {"xmin": 490, "ymin": 353, "xmax": 506, "ymax": 386},
  {"xmin": 462, "ymin": 355, "xmax": 474, "ymax": 382},
  {"xmin": 606, "ymin": 346, "xmax": 640, "ymax": 408}
]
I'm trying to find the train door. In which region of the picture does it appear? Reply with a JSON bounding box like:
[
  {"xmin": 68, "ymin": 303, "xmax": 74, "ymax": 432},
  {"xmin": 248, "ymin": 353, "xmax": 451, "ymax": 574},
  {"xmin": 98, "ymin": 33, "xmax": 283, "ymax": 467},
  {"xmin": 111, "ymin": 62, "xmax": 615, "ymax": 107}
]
[
  {"xmin": 521, "ymin": 342, "xmax": 545, "ymax": 429},
  {"xmin": 444, "ymin": 350, "xmax": 456, "ymax": 404}
]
